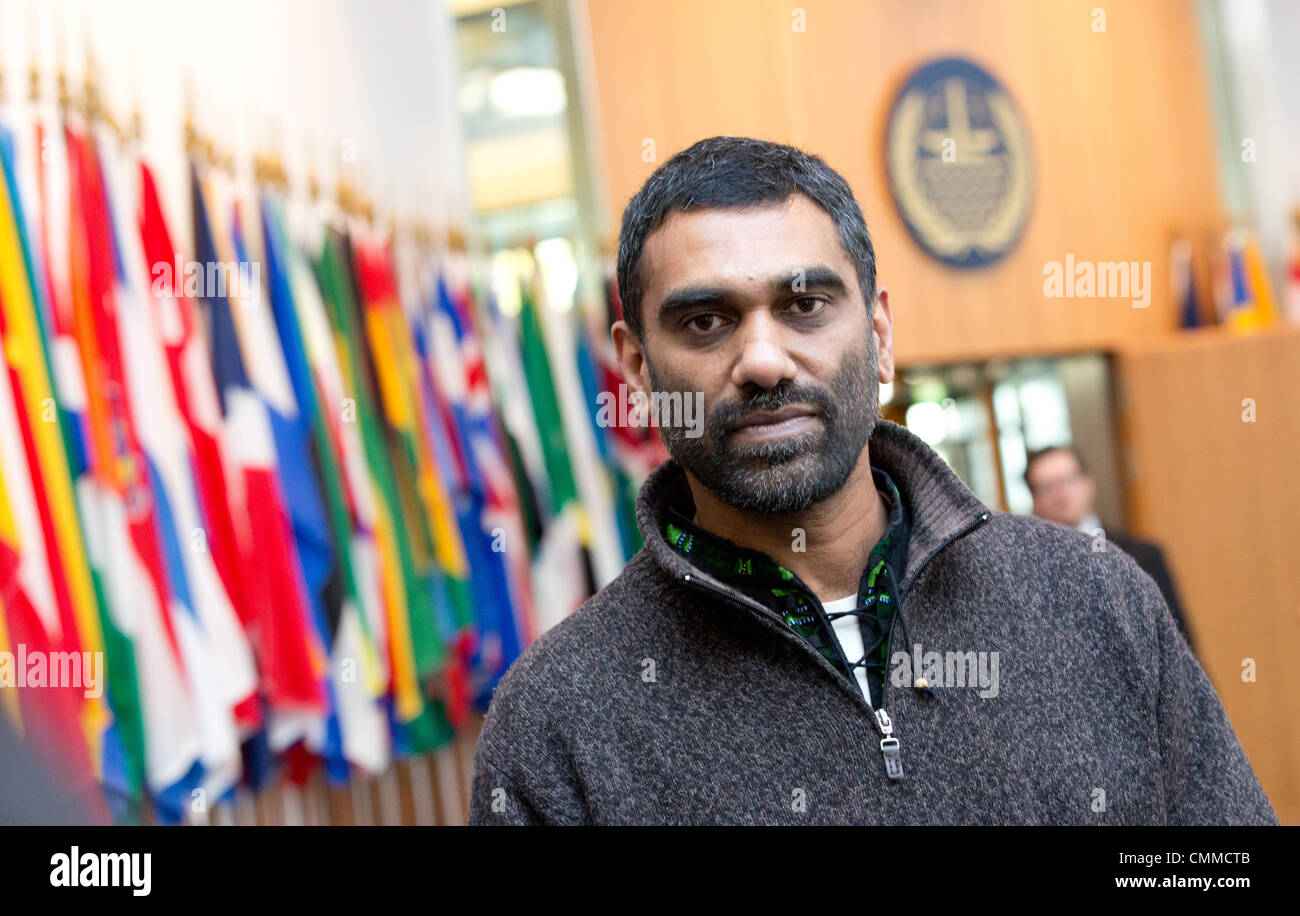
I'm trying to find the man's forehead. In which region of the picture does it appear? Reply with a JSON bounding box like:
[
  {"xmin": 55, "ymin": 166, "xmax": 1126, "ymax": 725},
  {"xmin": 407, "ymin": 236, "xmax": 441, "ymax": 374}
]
[
  {"xmin": 1033, "ymin": 451, "xmax": 1081, "ymax": 477},
  {"xmin": 641, "ymin": 194, "xmax": 848, "ymax": 289}
]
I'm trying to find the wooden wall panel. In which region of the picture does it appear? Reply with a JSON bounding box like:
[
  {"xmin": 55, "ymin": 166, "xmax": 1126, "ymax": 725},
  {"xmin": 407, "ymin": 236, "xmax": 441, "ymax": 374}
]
[
  {"xmin": 583, "ymin": 0, "xmax": 1225, "ymax": 365},
  {"xmin": 1116, "ymin": 326, "xmax": 1300, "ymax": 825}
]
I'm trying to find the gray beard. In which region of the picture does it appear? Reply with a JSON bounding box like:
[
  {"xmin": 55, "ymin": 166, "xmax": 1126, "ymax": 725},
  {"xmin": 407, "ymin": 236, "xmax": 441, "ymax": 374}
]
[{"xmin": 648, "ymin": 335, "xmax": 879, "ymax": 515}]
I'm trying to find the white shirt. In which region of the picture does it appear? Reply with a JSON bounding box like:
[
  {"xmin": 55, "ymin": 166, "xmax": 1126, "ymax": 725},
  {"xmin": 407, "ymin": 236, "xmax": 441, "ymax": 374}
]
[
  {"xmin": 822, "ymin": 593, "xmax": 873, "ymax": 707},
  {"xmin": 1077, "ymin": 513, "xmax": 1105, "ymax": 536}
]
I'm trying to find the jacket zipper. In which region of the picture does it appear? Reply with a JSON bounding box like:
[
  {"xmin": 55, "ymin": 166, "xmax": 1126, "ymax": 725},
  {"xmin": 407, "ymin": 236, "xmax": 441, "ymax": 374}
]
[
  {"xmin": 899, "ymin": 512, "xmax": 991, "ymax": 603},
  {"xmin": 882, "ymin": 509, "xmax": 993, "ymax": 708},
  {"xmin": 684, "ymin": 569, "xmax": 907, "ymax": 780},
  {"xmin": 679, "ymin": 571, "xmax": 866, "ymax": 696},
  {"xmin": 679, "ymin": 509, "xmax": 991, "ymax": 783},
  {"xmin": 873, "ymin": 509, "xmax": 991, "ymax": 780}
]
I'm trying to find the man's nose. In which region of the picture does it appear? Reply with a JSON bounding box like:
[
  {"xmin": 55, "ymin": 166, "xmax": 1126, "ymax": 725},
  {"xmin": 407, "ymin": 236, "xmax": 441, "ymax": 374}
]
[{"xmin": 730, "ymin": 314, "xmax": 797, "ymax": 391}]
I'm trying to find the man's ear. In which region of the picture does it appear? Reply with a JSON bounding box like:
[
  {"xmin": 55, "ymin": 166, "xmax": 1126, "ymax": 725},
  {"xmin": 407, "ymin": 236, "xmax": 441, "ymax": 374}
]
[
  {"xmin": 612, "ymin": 320, "xmax": 651, "ymax": 396},
  {"xmin": 872, "ymin": 287, "xmax": 896, "ymax": 384}
]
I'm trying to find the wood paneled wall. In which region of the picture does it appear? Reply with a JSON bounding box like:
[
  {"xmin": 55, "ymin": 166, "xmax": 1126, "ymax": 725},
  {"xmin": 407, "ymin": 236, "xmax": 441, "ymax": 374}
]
[
  {"xmin": 583, "ymin": 0, "xmax": 1224, "ymax": 365},
  {"xmin": 1116, "ymin": 326, "xmax": 1300, "ymax": 825}
]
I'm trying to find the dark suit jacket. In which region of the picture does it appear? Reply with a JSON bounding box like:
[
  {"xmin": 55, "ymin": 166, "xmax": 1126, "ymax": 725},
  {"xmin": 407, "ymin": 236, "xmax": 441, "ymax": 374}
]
[{"xmin": 1109, "ymin": 532, "xmax": 1195, "ymax": 652}]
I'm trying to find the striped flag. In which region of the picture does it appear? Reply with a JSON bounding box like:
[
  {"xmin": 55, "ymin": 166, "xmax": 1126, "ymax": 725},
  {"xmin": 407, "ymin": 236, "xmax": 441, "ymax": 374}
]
[
  {"xmin": 30, "ymin": 110, "xmax": 148, "ymax": 820},
  {"xmin": 63, "ymin": 121, "xmax": 202, "ymax": 816},
  {"xmin": 315, "ymin": 230, "xmax": 448, "ymax": 753},
  {"xmin": 0, "ymin": 119, "xmax": 113, "ymax": 818},
  {"xmin": 261, "ymin": 193, "xmax": 390, "ymax": 776},
  {"xmin": 425, "ymin": 268, "xmax": 526, "ymax": 696},
  {"xmin": 0, "ymin": 270, "xmax": 97, "ymax": 798},
  {"xmin": 435, "ymin": 260, "xmax": 540, "ymax": 652},
  {"xmin": 98, "ymin": 131, "xmax": 257, "ymax": 803},
  {"xmin": 1224, "ymin": 230, "xmax": 1278, "ymax": 331},
  {"xmin": 190, "ymin": 166, "xmax": 327, "ymax": 760},
  {"xmin": 486, "ymin": 258, "xmax": 592, "ymax": 632}
]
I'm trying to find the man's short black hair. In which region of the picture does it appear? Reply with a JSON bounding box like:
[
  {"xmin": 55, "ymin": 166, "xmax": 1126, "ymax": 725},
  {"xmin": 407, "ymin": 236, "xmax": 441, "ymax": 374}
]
[
  {"xmin": 1024, "ymin": 444, "xmax": 1088, "ymax": 489},
  {"xmin": 615, "ymin": 136, "xmax": 877, "ymax": 341}
]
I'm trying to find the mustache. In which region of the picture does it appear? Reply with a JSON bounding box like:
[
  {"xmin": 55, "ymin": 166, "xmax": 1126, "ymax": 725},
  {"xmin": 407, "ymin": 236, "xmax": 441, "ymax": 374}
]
[{"xmin": 710, "ymin": 385, "xmax": 834, "ymax": 435}]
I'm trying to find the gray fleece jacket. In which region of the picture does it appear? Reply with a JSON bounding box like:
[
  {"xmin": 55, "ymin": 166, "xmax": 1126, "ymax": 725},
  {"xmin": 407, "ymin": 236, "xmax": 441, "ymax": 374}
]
[{"xmin": 469, "ymin": 420, "xmax": 1277, "ymax": 825}]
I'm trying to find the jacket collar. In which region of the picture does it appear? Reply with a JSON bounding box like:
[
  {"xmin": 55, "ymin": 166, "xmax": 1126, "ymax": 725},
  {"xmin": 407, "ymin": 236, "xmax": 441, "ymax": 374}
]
[{"xmin": 636, "ymin": 419, "xmax": 991, "ymax": 599}]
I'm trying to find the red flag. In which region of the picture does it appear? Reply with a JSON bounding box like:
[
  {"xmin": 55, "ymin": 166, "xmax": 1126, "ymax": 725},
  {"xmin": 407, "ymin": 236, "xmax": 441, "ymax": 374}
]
[{"xmin": 136, "ymin": 164, "xmax": 260, "ymax": 729}]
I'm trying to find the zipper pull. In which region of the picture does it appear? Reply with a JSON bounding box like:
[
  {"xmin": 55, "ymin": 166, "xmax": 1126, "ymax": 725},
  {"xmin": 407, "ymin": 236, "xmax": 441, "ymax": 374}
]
[{"xmin": 876, "ymin": 708, "xmax": 904, "ymax": 780}]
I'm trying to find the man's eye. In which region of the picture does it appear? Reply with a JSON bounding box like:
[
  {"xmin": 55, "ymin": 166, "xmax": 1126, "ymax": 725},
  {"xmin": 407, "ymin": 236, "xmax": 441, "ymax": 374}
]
[
  {"xmin": 789, "ymin": 297, "xmax": 825, "ymax": 316},
  {"xmin": 685, "ymin": 314, "xmax": 725, "ymax": 333}
]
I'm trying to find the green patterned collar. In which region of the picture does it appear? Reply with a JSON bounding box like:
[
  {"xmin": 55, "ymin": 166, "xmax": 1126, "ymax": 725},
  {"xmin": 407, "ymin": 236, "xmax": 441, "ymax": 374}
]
[{"xmin": 663, "ymin": 465, "xmax": 911, "ymax": 701}]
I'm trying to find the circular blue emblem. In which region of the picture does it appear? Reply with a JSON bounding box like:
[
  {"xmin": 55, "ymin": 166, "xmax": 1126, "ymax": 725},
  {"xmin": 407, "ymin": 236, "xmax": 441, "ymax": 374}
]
[{"xmin": 885, "ymin": 57, "xmax": 1034, "ymax": 268}]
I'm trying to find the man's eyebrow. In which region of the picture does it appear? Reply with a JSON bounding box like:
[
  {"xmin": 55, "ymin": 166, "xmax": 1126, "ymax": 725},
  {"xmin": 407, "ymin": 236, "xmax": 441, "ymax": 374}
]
[
  {"xmin": 773, "ymin": 265, "xmax": 849, "ymax": 296},
  {"xmin": 656, "ymin": 285, "xmax": 734, "ymax": 321},
  {"xmin": 655, "ymin": 265, "xmax": 850, "ymax": 323}
]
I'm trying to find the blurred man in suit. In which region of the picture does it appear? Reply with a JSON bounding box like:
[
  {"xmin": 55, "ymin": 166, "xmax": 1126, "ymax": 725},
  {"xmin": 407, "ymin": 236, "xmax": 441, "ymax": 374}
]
[{"xmin": 1025, "ymin": 445, "xmax": 1195, "ymax": 652}]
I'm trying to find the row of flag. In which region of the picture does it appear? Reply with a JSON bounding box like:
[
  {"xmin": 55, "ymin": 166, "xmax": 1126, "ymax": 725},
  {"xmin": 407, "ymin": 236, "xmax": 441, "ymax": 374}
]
[
  {"xmin": 1174, "ymin": 225, "xmax": 1300, "ymax": 329},
  {"xmin": 0, "ymin": 92, "xmax": 662, "ymax": 823}
]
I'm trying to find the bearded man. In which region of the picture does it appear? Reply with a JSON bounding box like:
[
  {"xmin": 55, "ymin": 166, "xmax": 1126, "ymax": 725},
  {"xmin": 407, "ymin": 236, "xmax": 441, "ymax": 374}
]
[{"xmin": 468, "ymin": 136, "xmax": 1276, "ymax": 826}]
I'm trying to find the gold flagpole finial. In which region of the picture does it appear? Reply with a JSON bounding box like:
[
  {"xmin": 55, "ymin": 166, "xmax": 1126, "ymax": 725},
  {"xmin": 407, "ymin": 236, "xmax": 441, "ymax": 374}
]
[
  {"xmin": 254, "ymin": 148, "xmax": 287, "ymax": 191},
  {"xmin": 302, "ymin": 132, "xmax": 319, "ymax": 201},
  {"xmin": 26, "ymin": 1, "xmax": 44, "ymax": 105},
  {"xmin": 26, "ymin": 4, "xmax": 42, "ymax": 104},
  {"xmin": 275, "ymin": 147, "xmax": 289, "ymax": 192},
  {"xmin": 82, "ymin": 41, "xmax": 101, "ymax": 122},
  {"xmin": 182, "ymin": 74, "xmax": 201, "ymax": 160},
  {"xmin": 336, "ymin": 176, "xmax": 354, "ymax": 216},
  {"xmin": 52, "ymin": 7, "xmax": 71, "ymax": 113},
  {"xmin": 355, "ymin": 168, "xmax": 369, "ymax": 225}
]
